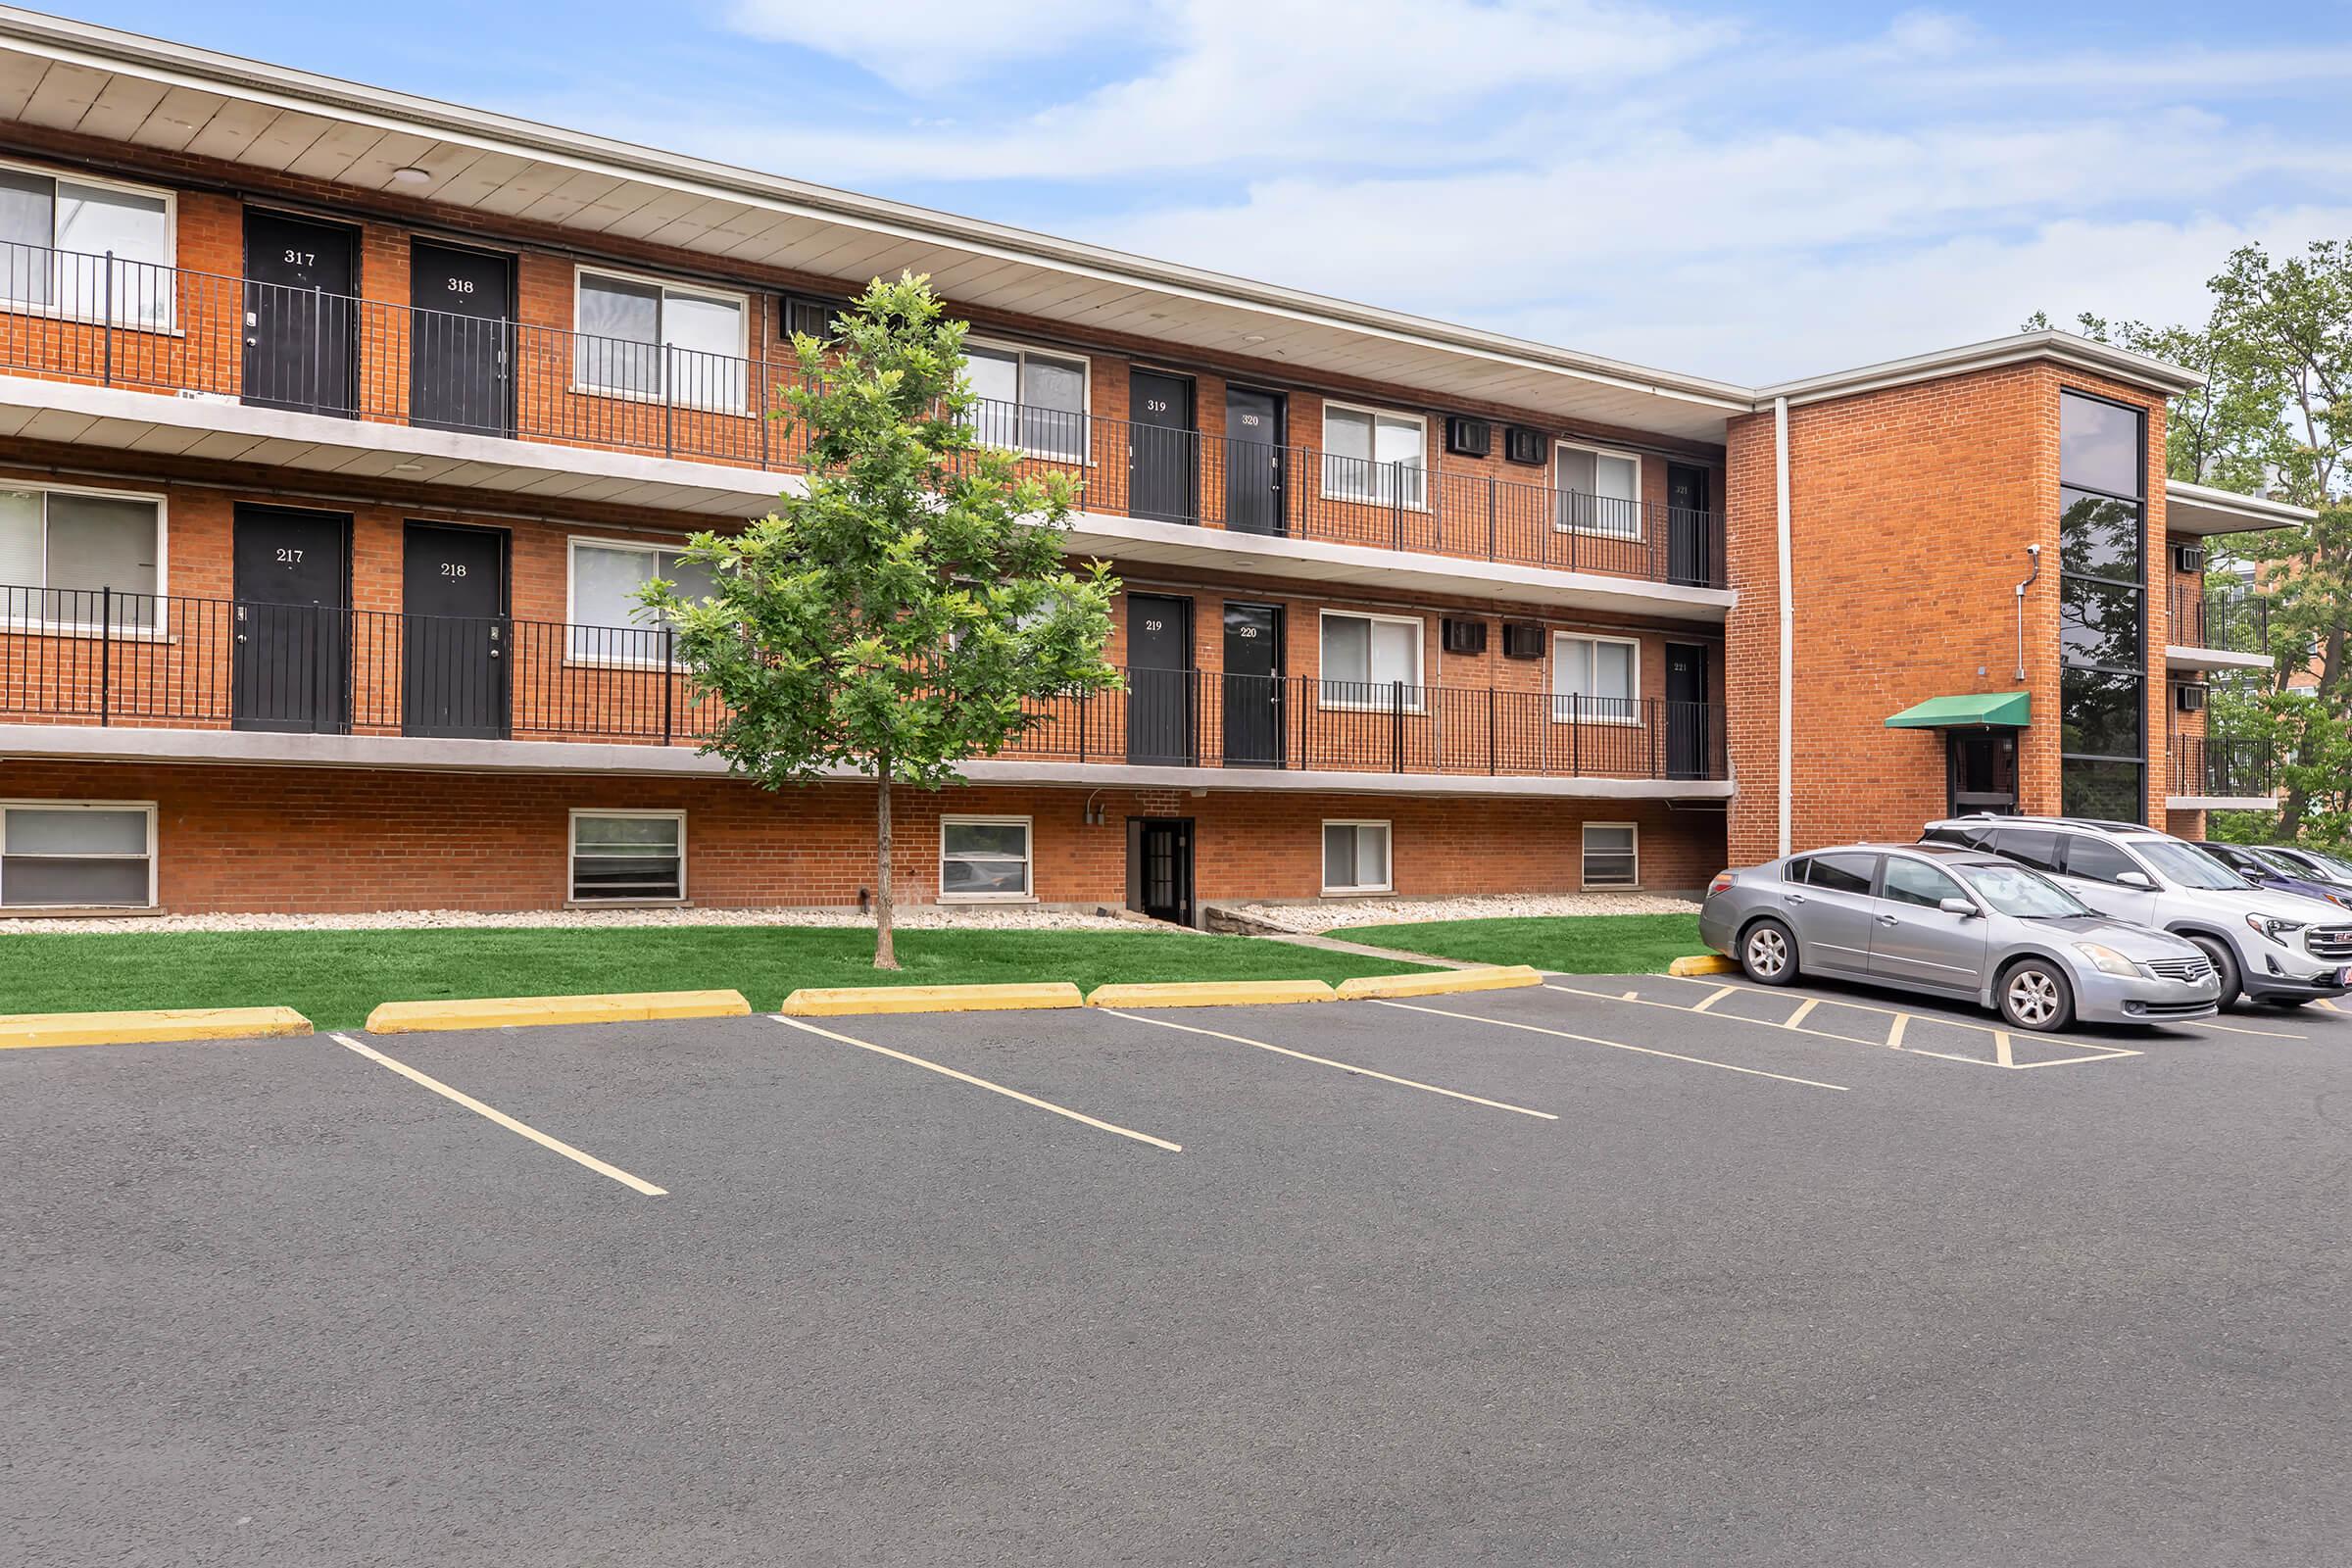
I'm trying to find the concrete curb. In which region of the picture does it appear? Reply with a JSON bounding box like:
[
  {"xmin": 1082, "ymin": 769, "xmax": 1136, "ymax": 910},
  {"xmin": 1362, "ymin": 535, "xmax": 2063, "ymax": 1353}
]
[
  {"xmin": 363, "ymin": 990, "xmax": 751, "ymax": 1035},
  {"xmin": 1667, "ymin": 954, "xmax": 1738, "ymax": 978},
  {"xmin": 1334, "ymin": 966, "xmax": 1543, "ymax": 1001},
  {"xmin": 1087, "ymin": 979, "xmax": 1338, "ymax": 1009},
  {"xmin": 778, "ymin": 982, "xmax": 1083, "ymax": 1016},
  {"xmin": 0, "ymin": 1005, "xmax": 313, "ymax": 1050}
]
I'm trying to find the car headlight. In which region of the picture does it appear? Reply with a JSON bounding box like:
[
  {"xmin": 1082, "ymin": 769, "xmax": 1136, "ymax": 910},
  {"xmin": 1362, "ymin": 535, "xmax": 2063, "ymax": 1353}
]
[
  {"xmin": 2245, "ymin": 913, "xmax": 2308, "ymax": 945},
  {"xmin": 2074, "ymin": 942, "xmax": 2142, "ymax": 978}
]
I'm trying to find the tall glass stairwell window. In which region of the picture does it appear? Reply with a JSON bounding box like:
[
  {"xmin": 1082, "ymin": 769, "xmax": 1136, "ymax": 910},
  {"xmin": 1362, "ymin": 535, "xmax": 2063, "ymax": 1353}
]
[{"xmin": 2057, "ymin": 390, "xmax": 2147, "ymax": 822}]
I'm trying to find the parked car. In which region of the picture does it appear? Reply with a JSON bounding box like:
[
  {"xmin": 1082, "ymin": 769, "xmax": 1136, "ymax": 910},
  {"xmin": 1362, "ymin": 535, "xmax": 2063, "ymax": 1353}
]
[
  {"xmin": 1699, "ymin": 843, "xmax": 2222, "ymax": 1032},
  {"xmin": 1921, "ymin": 815, "xmax": 2352, "ymax": 1009},
  {"xmin": 2258, "ymin": 843, "xmax": 2352, "ymax": 893},
  {"xmin": 2193, "ymin": 842, "xmax": 2352, "ymax": 913}
]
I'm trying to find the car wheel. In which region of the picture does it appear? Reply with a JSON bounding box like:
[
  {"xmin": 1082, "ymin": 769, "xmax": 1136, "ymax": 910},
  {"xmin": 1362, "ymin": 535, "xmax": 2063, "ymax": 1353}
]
[
  {"xmin": 2185, "ymin": 935, "xmax": 2242, "ymax": 1009},
  {"xmin": 1740, "ymin": 918, "xmax": 1798, "ymax": 986},
  {"xmin": 1999, "ymin": 959, "xmax": 2075, "ymax": 1033}
]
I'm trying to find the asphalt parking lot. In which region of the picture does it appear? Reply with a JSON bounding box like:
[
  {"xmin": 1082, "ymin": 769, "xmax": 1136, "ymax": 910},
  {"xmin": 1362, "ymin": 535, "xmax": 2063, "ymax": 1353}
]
[{"xmin": 9, "ymin": 977, "xmax": 2351, "ymax": 1566}]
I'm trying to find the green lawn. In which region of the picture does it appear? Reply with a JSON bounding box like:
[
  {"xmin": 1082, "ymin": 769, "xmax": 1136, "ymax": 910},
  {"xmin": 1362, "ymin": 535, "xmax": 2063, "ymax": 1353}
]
[
  {"xmin": 1341, "ymin": 913, "xmax": 1704, "ymax": 974},
  {"xmin": 0, "ymin": 926, "xmax": 1435, "ymax": 1031}
]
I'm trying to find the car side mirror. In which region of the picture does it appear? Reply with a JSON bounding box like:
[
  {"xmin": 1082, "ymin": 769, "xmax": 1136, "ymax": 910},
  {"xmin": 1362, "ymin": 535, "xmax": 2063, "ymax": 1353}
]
[
  {"xmin": 2117, "ymin": 870, "xmax": 2154, "ymax": 890},
  {"xmin": 1938, "ymin": 897, "xmax": 1980, "ymax": 918},
  {"xmin": 2241, "ymin": 871, "xmax": 2266, "ymax": 887}
]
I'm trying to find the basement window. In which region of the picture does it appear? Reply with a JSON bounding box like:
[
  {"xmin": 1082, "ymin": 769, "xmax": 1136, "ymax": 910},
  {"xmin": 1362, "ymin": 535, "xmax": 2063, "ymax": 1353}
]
[
  {"xmin": 1582, "ymin": 823, "xmax": 1639, "ymax": 888},
  {"xmin": 1322, "ymin": 820, "xmax": 1393, "ymax": 895},
  {"xmin": 941, "ymin": 816, "xmax": 1033, "ymax": 902},
  {"xmin": 569, "ymin": 810, "xmax": 686, "ymax": 903},
  {"xmin": 0, "ymin": 802, "xmax": 156, "ymax": 908}
]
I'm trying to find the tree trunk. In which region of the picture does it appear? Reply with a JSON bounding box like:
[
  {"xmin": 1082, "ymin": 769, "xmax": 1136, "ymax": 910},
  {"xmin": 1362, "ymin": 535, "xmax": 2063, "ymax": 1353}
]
[{"xmin": 873, "ymin": 765, "xmax": 900, "ymax": 970}]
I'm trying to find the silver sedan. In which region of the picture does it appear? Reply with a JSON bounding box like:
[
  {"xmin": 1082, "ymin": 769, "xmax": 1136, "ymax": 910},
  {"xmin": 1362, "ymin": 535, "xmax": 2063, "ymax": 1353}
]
[{"xmin": 1698, "ymin": 843, "xmax": 2222, "ymax": 1032}]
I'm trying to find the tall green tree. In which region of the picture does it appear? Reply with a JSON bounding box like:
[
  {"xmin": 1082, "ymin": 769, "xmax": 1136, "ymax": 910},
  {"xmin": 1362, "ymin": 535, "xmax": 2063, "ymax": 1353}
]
[
  {"xmin": 641, "ymin": 273, "xmax": 1120, "ymax": 967},
  {"xmin": 2033, "ymin": 241, "xmax": 2352, "ymax": 846}
]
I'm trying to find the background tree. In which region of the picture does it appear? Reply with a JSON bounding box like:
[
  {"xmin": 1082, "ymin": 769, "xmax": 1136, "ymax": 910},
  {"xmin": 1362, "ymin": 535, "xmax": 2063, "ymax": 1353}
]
[
  {"xmin": 2032, "ymin": 241, "xmax": 2352, "ymax": 847},
  {"xmin": 642, "ymin": 273, "xmax": 1120, "ymax": 968}
]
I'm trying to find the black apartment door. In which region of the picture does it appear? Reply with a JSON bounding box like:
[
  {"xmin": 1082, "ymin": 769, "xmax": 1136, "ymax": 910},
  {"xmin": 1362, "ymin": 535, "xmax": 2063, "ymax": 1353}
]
[
  {"xmin": 1221, "ymin": 602, "xmax": 1285, "ymax": 767},
  {"xmin": 1126, "ymin": 594, "xmax": 1195, "ymax": 765},
  {"xmin": 401, "ymin": 522, "xmax": 510, "ymax": 739},
  {"xmin": 1225, "ymin": 388, "xmax": 1286, "ymax": 535},
  {"xmin": 230, "ymin": 504, "xmax": 351, "ymax": 734},
  {"xmin": 410, "ymin": 241, "xmax": 515, "ymax": 437},
  {"xmin": 1129, "ymin": 369, "xmax": 1198, "ymax": 524},
  {"xmin": 243, "ymin": 212, "xmax": 360, "ymax": 418},
  {"xmin": 1665, "ymin": 641, "xmax": 1708, "ymax": 779},
  {"xmin": 1666, "ymin": 463, "xmax": 1712, "ymax": 585},
  {"xmin": 1128, "ymin": 816, "xmax": 1195, "ymax": 926}
]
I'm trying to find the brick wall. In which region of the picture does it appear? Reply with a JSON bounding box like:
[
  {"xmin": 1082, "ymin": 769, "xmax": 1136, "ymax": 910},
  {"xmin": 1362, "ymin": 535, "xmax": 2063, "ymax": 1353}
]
[
  {"xmin": 1723, "ymin": 363, "xmax": 2171, "ymax": 864},
  {"xmin": 0, "ymin": 760, "xmax": 1725, "ymax": 914}
]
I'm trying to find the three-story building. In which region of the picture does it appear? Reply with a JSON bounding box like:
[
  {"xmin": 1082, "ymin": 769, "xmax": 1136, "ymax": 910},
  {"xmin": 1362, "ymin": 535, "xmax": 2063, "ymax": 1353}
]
[{"xmin": 0, "ymin": 13, "xmax": 2312, "ymax": 919}]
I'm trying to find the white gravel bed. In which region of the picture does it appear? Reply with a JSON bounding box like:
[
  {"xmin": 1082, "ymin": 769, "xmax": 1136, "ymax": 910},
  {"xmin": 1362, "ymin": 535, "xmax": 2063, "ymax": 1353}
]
[
  {"xmin": 1222, "ymin": 891, "xmax": 1700, "ymax": 934},
  {"xmin": 0, "ymin": 904, "xmax": 1192, "ymax": 937}
]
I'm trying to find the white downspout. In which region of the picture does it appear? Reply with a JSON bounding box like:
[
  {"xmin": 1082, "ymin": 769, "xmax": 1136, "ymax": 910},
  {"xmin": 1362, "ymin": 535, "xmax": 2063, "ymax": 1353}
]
[{"xmin": 1775, "ymin": 395, "xmax": 1793, "ymax": 858}]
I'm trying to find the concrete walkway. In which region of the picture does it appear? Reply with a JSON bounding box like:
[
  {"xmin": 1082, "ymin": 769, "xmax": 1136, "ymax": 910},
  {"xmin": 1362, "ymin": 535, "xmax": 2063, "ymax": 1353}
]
[{"xmin": 1250, "ymin": 930, "xmax": 1482, "ymax": 970}]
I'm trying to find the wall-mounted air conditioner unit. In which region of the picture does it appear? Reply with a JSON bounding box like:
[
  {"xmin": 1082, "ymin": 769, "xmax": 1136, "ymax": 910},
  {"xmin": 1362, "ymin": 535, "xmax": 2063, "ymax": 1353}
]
[
  {"xmin": 1441, "ymin": 617, "xmax": 1489, "ymax": 655},
  {"xmin": 1445, "ymin": 416, "xmax": 1492, "ymax": 458}
]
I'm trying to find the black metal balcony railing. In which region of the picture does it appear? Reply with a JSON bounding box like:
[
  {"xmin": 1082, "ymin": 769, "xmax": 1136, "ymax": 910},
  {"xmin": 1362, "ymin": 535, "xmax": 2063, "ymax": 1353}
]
[
  {"xmin": 0, "ymin": 586, "xmax": 1729, "ymax": 782},
  {"xmin": 2170, "ymin": 734, "xmax": 2274, "ymax": 799},
  {"xmin": 0, "ymin": 239, "xmax": 1727, "ymax": 590},
  {"xmin": 2169, "ymin": 582, "xmax": 2270, "ymax": 653}
]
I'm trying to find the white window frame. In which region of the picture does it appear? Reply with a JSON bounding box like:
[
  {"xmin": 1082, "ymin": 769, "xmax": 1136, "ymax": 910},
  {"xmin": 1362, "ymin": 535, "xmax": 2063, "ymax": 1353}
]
[
  {"xmin": 0, "ymin": 479, "xmax": 170, "ymax": 637},
  {"xmin": 1317, "ymin": 609, "xmax": 1426, "ymax": 713},
  {"xmin": 562, "ymin": 534, "xmax": 712, "ymax": 668},
  {"xmin": 1550, "ymin": 631, "xmax": 1642, "ymax": 726},
  {"xmin": 960, "ymin": 336, "xmax": 1093, "ymax": 464},
  {"xmin": 0, "ymin": 156, "xmax": 178, "ymax": 331},
  {"xmin": 1552, "ymin": 439, "xmax": 1643, "ymax": 539},
  {"xmin": 939, "ymin": 813, "xmax": 1034, "ymax": 904},
  {"xmin": 569, "ymin": 263, "xmax": 751, "ymax": 412},
  {"xmin": 1319, "ymin": 400, "xmax": 1430, "ymax": 513},
  {"xmin": 1321, "ymin": 818, "xmax": 1395, "ymax": 896},
  {"xmin": 0, "ymin": 799, "xmax": 159, "ymax": 909},
  {"xmin": 1581, "ymin": 822, "xmax": 1639, "ymax": 890},
  {"xmin": 566, "ymin": 808, "xmax": 687, "ymax": 905}
]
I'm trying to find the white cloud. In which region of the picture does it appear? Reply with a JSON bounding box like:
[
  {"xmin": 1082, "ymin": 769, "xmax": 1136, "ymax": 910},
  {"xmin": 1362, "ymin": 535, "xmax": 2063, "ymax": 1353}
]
[
  {"xmin": 664, "ymin": 0, "xmax": 2352, "ymax": 379},
  {"xmin": 721, "ymin": 0, "xmax": 1149, "ymax": 92}
]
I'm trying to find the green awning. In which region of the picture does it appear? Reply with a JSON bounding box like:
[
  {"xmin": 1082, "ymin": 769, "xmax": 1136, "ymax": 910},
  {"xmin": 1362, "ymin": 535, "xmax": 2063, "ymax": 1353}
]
[{"xmin": 1885, "ymin": 691, "xmax": 2032, "ymax": 729}]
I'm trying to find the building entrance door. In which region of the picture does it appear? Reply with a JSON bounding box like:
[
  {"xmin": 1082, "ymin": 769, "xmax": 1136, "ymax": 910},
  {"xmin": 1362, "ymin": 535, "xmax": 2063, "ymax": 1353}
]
[{"xmin": 1947, "ymin": 730, "xmax": 2019, "ymax": 815}]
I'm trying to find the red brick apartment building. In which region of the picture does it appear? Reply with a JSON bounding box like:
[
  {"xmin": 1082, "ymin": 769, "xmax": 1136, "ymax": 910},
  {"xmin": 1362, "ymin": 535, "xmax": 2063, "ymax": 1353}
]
[{"xmin": 0, "ymin": 14, "xmax": 2317, "ymax": 919}]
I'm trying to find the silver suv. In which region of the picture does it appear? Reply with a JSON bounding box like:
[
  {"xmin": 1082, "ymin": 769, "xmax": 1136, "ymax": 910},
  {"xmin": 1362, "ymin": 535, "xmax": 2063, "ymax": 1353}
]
[{"xmin": 1922, "ymin": 815, "xmax": 2352, "ymax": 1009}]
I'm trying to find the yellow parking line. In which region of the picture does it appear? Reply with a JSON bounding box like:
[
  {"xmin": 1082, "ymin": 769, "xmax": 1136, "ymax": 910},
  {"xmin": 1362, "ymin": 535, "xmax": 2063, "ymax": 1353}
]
[
  {"xmin": 1993, "ymin": 1031, "xmax": 2015, "ymax": 1069},
  {"xmin": 1098, "ymin": 1008, "xmax": 1557, "ymax": 1120},
  {"xmin": 330, "ymin": 1033, "xmax": 665, "ymax": 1196},
  {"xmin": 1786, "ymin": 999, "xmax": 1820, "ymax": 1030},
  {"xmin": 2316, "ymin": 999, "xmax": 2343, "ymax": 1013},
  {"xmin": 1375, "ymin": 999, "xmax": 1850, "ymax": 1093},
  {"xmin": 1688, "ymin": 985, "xmax": 1738, "ymax": 1014},
  {"xmin": 768, "ymin": 1014, "xmax": 1181, "ymax": 1153},
  {"xmin": 1885, "ymin": 1013, "xmax": 1908, "ymax": 1051}
]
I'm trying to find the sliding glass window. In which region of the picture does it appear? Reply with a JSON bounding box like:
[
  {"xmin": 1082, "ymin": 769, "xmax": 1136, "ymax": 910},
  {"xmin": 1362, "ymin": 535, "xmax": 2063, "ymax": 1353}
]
[{"xmin": 2057, "ymin": 390, "xmax": 2146, "ymax": 821}]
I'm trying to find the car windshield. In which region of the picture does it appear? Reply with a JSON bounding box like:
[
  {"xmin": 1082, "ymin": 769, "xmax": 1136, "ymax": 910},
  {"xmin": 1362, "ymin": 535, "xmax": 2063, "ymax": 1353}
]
[
  {"xmin": 1954, "ymin": 862, "xmax": 2094, "ymax": 918},
  {"xmin": 2133, "ymin": 838, "xmax": 2249, "ymax": 891},
  {"xmin": 2248, "ymin": 848, "xmax": 2310, "ymax": 878},
  {"xmin": 2292, "ymin": 848, "xmax": 2352, "ymax": 885}
]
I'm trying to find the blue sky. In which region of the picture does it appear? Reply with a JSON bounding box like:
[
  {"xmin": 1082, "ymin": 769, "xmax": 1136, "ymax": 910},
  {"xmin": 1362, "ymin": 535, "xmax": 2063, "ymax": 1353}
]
[{"xmin": 64, "ymin": 0, "xmax": 2352, "ymax": 382}]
